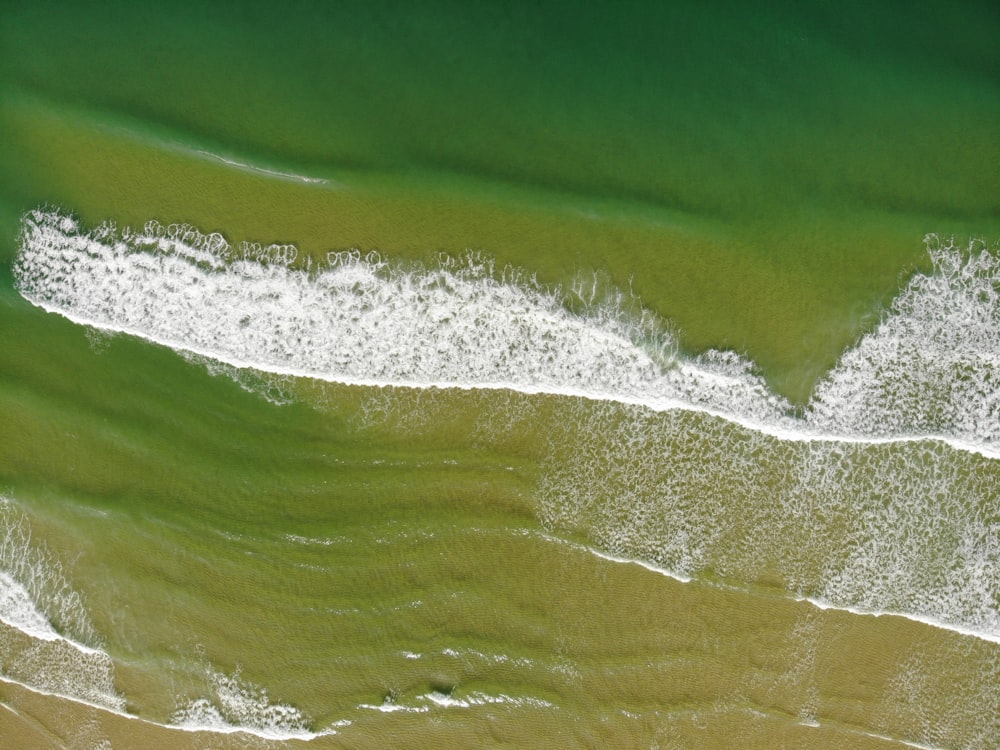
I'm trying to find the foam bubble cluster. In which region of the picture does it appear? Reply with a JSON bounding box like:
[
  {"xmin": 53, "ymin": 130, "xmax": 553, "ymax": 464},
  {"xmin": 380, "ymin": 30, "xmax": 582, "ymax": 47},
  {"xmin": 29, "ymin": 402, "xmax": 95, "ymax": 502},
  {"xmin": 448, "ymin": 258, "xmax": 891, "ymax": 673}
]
[
  {"xmin": 536, "ymin": 402, "xmax": 1000, "ymax": 640},
  {"xmin": 0, "ymin": 571, "xmax": 64, "ymax": 642},
  {"xmin": 11, "ymin": 208, "xmax": 1000, "ymax": 642}
]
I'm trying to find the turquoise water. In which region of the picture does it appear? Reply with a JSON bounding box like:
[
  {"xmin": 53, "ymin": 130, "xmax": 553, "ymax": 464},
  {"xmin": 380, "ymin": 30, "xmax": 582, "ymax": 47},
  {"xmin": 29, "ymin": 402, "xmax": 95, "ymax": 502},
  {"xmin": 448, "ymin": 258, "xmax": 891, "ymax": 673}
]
[{"xmin": 0, "ymin": 2, "xmax": 998, "ymax": 748}]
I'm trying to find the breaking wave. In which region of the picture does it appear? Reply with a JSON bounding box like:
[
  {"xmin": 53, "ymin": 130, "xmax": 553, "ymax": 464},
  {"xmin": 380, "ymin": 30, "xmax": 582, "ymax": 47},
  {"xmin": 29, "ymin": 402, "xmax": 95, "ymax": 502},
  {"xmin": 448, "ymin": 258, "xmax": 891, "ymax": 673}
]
[
  {"xmin": 171, "ymin": 667, "xmax": 318, "ymax": 739},
  {"xmin": 810, "ymin": 236, "xmax": 999, "ymax": 448},
  {"xmin": 12, "ymin": 208, "xmax": 998, "ymax": 457}
]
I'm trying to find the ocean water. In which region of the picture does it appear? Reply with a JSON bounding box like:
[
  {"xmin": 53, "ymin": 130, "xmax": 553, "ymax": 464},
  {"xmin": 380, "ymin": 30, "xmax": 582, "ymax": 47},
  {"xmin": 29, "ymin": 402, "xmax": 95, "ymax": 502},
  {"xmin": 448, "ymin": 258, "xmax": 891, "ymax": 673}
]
[{"xmin": 0, "ymin": 2, "xmax": 998, "ymax": 748}]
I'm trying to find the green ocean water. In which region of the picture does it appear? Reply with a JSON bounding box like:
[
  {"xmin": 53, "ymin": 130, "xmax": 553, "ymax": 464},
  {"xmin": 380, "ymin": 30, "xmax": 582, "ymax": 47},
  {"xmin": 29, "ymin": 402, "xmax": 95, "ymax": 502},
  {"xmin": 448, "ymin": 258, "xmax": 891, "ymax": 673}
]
[{"xmin": 0, "ymin": 1, "xmax": 998, "ymax": 748}]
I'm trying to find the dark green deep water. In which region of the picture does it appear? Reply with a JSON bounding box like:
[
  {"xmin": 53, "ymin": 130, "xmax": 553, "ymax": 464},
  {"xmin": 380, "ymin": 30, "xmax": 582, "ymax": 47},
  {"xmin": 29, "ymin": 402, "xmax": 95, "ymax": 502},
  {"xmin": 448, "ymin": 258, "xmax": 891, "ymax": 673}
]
[{"xmin": 0, "ymin": 2, "xmax": 998, "ymax": 748}]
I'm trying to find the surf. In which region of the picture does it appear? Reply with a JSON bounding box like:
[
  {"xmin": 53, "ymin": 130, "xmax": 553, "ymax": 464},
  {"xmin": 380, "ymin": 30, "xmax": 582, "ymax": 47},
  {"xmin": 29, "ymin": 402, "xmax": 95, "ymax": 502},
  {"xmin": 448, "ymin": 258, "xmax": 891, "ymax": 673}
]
[
  {"xmin": 13, "ymin": 208, "xmax": 999, "ymax": 458},
  {"xmin": 0, "ymin": 496, "xmax": 328, "ymax": 740},
  {"xmin": 11, "ymin": 208, "xmax": 999, "ymax": 643}
]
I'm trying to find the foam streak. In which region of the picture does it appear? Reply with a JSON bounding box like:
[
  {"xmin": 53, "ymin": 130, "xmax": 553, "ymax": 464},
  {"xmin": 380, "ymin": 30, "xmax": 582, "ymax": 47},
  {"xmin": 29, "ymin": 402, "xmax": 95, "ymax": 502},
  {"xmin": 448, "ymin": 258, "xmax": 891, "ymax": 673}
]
[{"xmin": 545, "ymin": 531, "xmax": 1000, "ymax": 645}]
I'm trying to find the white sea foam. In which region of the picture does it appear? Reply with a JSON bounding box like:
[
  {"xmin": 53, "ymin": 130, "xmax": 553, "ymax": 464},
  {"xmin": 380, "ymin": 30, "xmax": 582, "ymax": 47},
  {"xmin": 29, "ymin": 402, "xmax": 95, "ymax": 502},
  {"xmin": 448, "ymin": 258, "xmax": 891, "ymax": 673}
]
[
  {"xmin": 0, "ymin": 499, "xmax": 103, "ymax": 653},
  {"xmin": 0, "ymin": 498, "xmax": 123, "ymax": 710},
  {"xmin": 361, "ymin": 691, "xmax": 553, "ymax": 713},
  {"xmin": 543, "ymin": 528, "xmax": 1000, "ymax": 645},
  {"xmin": 586, "ymin": 547, "xmax": 693, "ymax": 584},
  {"xmin": 13, "ymin": 208, "xmax": 997, "ymax": 458},
  {"xmin": 537, "ymin": 403, "xmax": 1000, "ymax": 642},
  {"xmin": 438, "ymin": 645, "xmax": 535, "ymax": 669},
  {"xmin": 874, "ymin": 639, "xmax": 1000, "ymax": 749},
  {"xmin": 0, "ymin": 571, "xmax": 62, "ymax": 643},
  {"xmin": 0, "ymin": 670, "xmax": 340, "ymax": 742},
  {"xmin": 171, "ymin": 667, "xmax": 318, "ymax": 740},
  {"xmin": 420, "ymin": 690, "xmax": 554, "ymax": 709},
  {"xmin": 809, "ymin": 235, "xmax": 999, "ymax": 448},
  {"xmin": 0, "ymin": 502, "xmax": 328, "ymax": 738}
]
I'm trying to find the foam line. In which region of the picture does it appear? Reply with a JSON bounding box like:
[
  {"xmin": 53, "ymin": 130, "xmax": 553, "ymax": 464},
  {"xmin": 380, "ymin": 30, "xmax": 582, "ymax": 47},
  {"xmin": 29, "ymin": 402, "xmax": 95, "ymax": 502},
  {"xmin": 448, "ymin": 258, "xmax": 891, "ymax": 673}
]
[
  {"xmin": 194, "ymin": 149, "xmax": 331, "ymax": 185},
  {"xmin": 798, "ymin": 719, "xmax": 944, "ymax": 750},
  {"xmin": 15, "ymin": 285, "xmax": 1000, "ymax": 462},
  {"xmin": 584, "ymin": 547, "xmax": 693, "ymax": 584},
  {"xmin": 13, "ymin": 209, "xmax": 999, "ymax": 459},
  {"xmin": 548, "ymin": 533, "xmax": 1000, "ymax": 645},
  {"xmin": 0, "ymin": 673, "xmax": 337, "ymax": 741},
  {"xmin": 361, "ymin": 692, "xmax": 554, "ymax": 713},
  {"xmin": 799, "ymin": 597, "xmax": 1000, "ymax": 646}
]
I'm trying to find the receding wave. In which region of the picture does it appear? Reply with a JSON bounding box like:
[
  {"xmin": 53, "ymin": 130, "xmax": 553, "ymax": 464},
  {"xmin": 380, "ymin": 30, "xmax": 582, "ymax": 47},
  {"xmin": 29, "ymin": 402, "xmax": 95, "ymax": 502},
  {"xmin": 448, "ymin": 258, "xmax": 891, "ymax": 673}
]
[
  {"xmin": 0, "ymin": 498, "xmax": 328, "ymax": 740},
  {"xmin": 0, "ymin": 498, "xmax": 123, "ymax": 710},
  {"xmin": 13, "ymin": 208, "xmax": 999, "ymax": 457},
  {"xmin": 810, "ymin": 236, "xmax": 999, "ymax": 448},
  {"xmin": 536, "ymin": 404, "xmax": 999, "ymax": 641}
]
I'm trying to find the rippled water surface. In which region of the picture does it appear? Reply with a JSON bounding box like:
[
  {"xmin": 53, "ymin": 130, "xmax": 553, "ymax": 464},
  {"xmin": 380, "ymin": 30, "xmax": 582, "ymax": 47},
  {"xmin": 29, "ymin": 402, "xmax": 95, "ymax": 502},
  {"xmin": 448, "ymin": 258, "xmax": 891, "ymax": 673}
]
[{"xmin": 0, "ymin": 2, "xmax": 998, "ymax": 748}]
